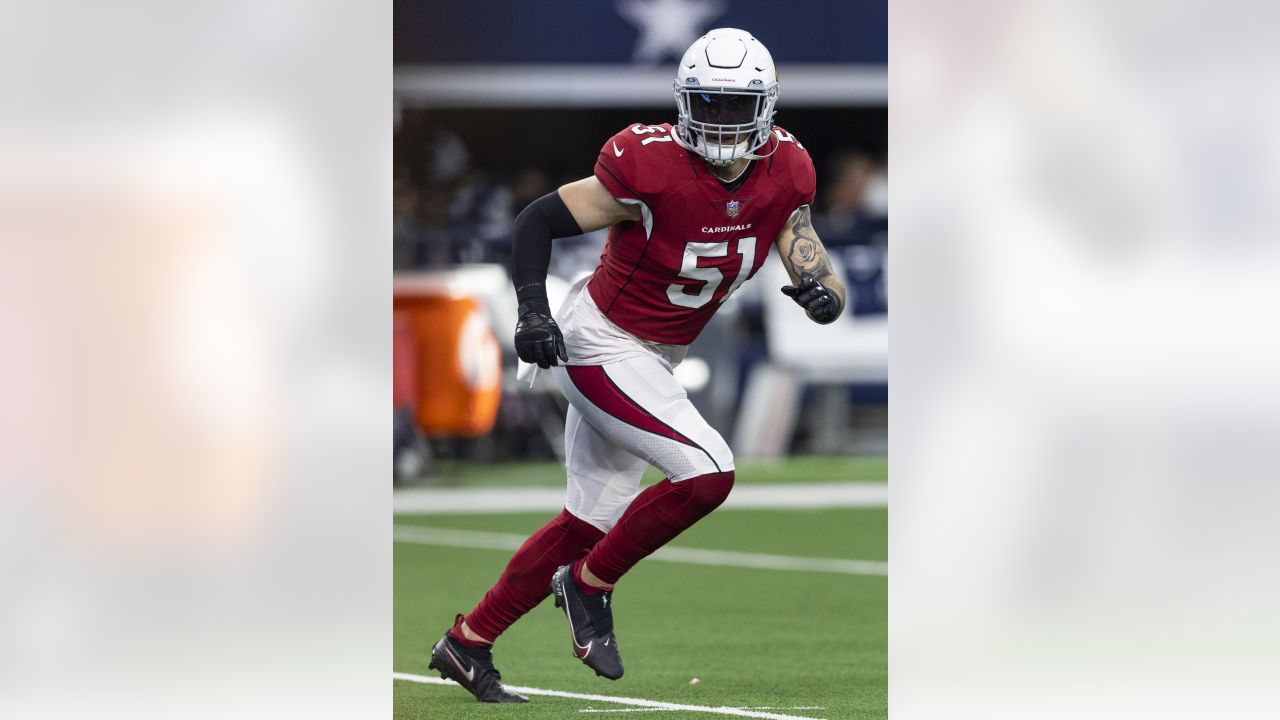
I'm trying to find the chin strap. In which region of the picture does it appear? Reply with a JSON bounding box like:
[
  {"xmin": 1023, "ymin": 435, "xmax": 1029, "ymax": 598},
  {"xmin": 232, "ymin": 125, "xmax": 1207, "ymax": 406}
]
[
  {"xmin": 673, "ymin": 128, "xmax": 780, "ymax": 164},
  {"xmin": 743, "ymin": 133, "xmax": 782, "ymax": 161}
]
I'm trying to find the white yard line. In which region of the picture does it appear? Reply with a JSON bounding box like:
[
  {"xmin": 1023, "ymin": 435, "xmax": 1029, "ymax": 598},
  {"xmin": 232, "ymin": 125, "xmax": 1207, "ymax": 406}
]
[
  {"xmin": 393, "ymin": 482, "xmax": 886, "ymax": 514},
  {"xmin": 579, "ymin": 710, "xmax": 678, "ymax": 714},
  {"xmin": 577, "ymin": 707, "xmax": 826, "ymax": 714},
  {"xmin": 578, "ymin": 709, "xmax": 687, "ymax": 714},
  {"xmin": 393, "ymin": 672, "xmax": 827, "ymax": 720},
  {"xmin": 393, "ymin": 525, "xmax": 887, "ymax": 576}
]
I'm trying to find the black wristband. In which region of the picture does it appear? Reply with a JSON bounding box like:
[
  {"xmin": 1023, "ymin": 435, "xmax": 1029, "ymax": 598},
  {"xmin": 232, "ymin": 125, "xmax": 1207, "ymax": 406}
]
[
  {"xmin": 515, "ymin": 280, "xmax": 548, "ymax": 305},
  {"xmin": 517, "ymin": 298, "xmax": 552, "ymax": 318}
]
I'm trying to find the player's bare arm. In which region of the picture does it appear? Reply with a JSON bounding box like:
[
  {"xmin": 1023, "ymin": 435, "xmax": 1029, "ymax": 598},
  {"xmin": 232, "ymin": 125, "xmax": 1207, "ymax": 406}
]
[
  {"xmin": 557, "ymin": 176, "xmax": 641, "ymax": 231},
  {"xmin": 776, "ymin": 205, "xmax": 841, "ymax": 288},
  {"xmin": 775, "ymin": 206, "xmax": 846, "ymax": 324}
]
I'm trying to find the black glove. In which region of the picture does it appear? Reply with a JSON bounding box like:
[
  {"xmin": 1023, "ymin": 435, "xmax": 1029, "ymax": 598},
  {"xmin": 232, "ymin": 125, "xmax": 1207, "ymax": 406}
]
[
  {"xmin": 514, "ymin": 300, "xmax": 568, "ymax": 369},
  {"xmin": 781, "ymin": 273, "xmax": 842, "ymax": 324}
]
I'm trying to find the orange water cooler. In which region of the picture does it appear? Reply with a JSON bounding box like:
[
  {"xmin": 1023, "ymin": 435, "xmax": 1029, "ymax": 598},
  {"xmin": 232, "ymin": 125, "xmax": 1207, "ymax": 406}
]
[{"xmin": 393, "ymin": 284, "xmax": 502, "ymax": 437}]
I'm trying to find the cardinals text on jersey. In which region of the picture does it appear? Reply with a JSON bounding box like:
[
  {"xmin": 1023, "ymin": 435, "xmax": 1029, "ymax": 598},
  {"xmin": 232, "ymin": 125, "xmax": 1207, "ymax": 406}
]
[{"xmin": 588, "ymin": 122, "xmax": 816, "ymax": 345}]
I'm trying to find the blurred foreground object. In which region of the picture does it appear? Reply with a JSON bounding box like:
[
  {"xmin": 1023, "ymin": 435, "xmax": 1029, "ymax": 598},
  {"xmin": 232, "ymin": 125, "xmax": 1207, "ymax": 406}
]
[
  {"xmin": 393, "ymin": 269, "xmax": 503, "ymax": 436},
  {"xmin": 893, "ymin": 1, "xmax": 1280, "ymax": 718},
  {"xmin": 0, "ymin": 1, "xmax": 391, "ymax": 716}
]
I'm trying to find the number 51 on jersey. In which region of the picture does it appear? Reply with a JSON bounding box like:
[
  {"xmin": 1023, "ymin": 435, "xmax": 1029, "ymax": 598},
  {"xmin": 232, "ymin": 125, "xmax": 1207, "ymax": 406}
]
[{"xmin": 666, "ymin": 237, "xmax": 757, "ymax": 309}]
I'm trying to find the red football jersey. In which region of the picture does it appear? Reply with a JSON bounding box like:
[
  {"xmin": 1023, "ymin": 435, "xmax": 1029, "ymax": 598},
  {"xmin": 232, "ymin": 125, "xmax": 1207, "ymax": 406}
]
[{"xmin": 588, "ymin": 122, "xmax": 816, "ymax": 345}]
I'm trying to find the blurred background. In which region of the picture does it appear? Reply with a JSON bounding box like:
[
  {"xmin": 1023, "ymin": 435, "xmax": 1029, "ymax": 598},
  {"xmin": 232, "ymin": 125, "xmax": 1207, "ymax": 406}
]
[
  {"xmin": 392, "ymin": 0, "xmax": 888, "ymax": 483},
  {"xmin": 7, "ymin": 0, "xmax": 1280, "ymax": 718}
]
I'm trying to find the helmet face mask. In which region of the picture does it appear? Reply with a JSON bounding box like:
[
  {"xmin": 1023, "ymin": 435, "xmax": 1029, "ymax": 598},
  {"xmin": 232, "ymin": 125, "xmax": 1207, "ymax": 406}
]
[
  {"xmin": 675, "ymin": 85, "xmax": 778, "ymax": 165},
  {"xmin": 672, "ymin": 28, "xmax": 780, "ymax": 166}
]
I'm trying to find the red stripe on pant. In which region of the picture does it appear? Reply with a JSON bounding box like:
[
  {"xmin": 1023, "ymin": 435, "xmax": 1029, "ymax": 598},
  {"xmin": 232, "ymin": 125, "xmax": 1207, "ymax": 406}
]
[
  {"xmin": 463, "ymin": 509, "xmax": 604, "ymax": 642},
  {"xmin": 565, "ymin": 364, "xmax": 702, "ymax": 450}
]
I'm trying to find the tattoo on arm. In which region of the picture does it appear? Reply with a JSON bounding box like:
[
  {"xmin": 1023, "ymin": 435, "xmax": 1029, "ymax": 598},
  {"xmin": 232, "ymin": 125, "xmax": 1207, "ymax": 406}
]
[{"xmin": 786, "ymin": 207, "xmax": 834, "ymax": 281}]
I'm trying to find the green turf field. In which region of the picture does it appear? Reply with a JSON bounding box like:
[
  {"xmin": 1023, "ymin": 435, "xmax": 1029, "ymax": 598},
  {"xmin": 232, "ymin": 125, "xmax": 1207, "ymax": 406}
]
[
  {"xmin": 421, "ymin": 456, "xmax": 888, "ymax": 488},
  {"xmin": 394, "ymin": 468, "xmax": 887, "ymax": 720}
]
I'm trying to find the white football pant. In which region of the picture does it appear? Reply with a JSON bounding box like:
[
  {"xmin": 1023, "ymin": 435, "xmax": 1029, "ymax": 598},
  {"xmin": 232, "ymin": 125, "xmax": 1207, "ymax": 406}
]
[{"xmin": 552, "ymin": 356, "xmax": 734, "ymax": 532}]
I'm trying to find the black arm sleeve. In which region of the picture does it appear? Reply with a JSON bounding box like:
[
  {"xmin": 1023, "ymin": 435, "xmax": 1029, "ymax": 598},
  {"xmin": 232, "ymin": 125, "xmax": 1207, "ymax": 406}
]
[{"xmin": 511, "ymin": 191, "xmax": 584, "ymax": 315}]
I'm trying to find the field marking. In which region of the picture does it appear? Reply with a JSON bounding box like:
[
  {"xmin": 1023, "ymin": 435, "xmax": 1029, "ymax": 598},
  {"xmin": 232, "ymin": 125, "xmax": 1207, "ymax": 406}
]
[
  {"xmin": 393, "ymin": 525, "xmax": 887, "ymax": 576},
  {"xmin": 579, "ymin": 709, "xmax": 686, "ymax": 714},
  {"xmin": 580, "ymin": 710, "xmax": 681, "ymax": 714},
  {"xmin": 578, "ymin": 707, "xmax": 826, "ymax": 714},
  {"xmin": 394, "ymin": 671, "xmax": 826, "ymax": 720},
  {"xmin": 393, "ymin": 481, "xmax": 886, "ymax": 514}
]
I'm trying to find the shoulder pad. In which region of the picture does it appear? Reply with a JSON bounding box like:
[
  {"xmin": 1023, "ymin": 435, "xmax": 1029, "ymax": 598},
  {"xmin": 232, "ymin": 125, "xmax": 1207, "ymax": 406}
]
[
  {"xmin": 769, "ymin": 126, "xmax": 816, "ymax": 205},
  {"xmin": 594, "ymin": 123, "xmax": 678, "ymax": 201}
]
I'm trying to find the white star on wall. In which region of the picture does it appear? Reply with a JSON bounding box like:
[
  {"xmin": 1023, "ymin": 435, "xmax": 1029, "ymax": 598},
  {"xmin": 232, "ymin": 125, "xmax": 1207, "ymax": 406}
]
[{"xmin": 616, "ymin": 0, "xmax": 728, "ymax": 65}]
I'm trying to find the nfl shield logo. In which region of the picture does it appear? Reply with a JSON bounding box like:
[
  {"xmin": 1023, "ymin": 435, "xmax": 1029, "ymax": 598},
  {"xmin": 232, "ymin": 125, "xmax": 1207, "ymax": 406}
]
[{"xmin": 726, "ymin": 200, "xmax": 741, "ymax": 218}]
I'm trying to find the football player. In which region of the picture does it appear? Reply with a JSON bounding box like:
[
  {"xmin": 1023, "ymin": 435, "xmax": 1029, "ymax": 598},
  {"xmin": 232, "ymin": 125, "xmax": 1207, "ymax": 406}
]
[{"xmin": 428, "ymin": 28, "xmax": 846, "ymax": 702}]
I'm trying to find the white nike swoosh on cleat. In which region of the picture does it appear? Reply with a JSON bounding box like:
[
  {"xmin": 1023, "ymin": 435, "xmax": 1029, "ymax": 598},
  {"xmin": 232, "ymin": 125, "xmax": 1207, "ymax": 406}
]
[
  {"xmin": 442, "ymin": 643, "xmax": 476, "ymax": 682},
  {"xmin": 560, "ymin": 578, "xmax": 593, "ymax": 658},
  {"xmin": 613, "ymin": 142, "xmax": 624, "ymax": 157}
]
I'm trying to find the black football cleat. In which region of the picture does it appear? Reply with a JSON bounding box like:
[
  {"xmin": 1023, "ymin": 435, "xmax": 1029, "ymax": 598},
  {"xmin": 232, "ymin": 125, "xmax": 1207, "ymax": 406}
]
[
  {"xmin": 427, "ymin": 623, "xmax": 528, "ymax": 703},
  {"xmin": 549, "ymin": 564, "xmax": 624, "ymax": 679}
]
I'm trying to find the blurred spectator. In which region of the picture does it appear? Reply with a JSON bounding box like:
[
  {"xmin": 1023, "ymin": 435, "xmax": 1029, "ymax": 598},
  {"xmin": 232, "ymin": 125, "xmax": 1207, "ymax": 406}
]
[
  {"xmin": 509, "ymin": 167, "xmax": 552, "ymax": 208},
  {"xmin": 811, "ymin": 150, "xmax": 888, "ymax": 316},
  {"xmin": 394, "ymin": 118, "xmax": 518, "ymax": 267},
  {"xmin": 817, "ymin": 150, "xmax": 888, "ymax": 248},
  {"xmin": 393, "ymin": 166, "xmax": 420, "ymax": 269},
  {"xmin": 448, "ymin": 172, "xmax": 513, "ymax": 263}
]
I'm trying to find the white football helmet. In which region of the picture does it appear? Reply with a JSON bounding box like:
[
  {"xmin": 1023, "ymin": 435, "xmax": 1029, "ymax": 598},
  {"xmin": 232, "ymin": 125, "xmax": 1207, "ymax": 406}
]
[{"xmin": 672, "ymin": 28, "xmax": 780, "ymax": 166}]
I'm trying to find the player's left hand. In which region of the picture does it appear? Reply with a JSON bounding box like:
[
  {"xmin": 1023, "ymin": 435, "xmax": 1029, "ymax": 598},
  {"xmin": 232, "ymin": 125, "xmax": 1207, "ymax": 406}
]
[{"xmin": 781, "ymin": 273, "xmax": 842, "ymax": 324}]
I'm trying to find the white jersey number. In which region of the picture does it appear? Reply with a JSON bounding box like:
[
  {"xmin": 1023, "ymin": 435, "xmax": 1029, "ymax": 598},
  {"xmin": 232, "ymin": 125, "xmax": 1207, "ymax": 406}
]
[
  {"xmin": 772, "ymin": 128, "xmax": 804, "ymax": 149},
  {"xmin": 666, "ymin": 237, "xmax": 758, "ymax": 309},
  {"xmin": 631, "ymin": 123, "xmax": 674, "ymax": 146}
]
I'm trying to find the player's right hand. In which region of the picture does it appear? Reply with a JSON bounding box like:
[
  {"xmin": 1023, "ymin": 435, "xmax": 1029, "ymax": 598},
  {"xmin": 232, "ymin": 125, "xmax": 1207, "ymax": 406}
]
[{"xmin": 514, "ymin": 303, "xmax": 568, "ymax": 369}]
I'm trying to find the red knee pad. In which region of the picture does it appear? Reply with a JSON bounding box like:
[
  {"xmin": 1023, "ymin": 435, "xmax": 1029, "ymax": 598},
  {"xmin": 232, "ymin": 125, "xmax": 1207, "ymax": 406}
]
[
  {"xmin": 679, "ymin": 469, "xmax": 735, "ymax": 513},
  {"xmin": 586, "ymin": 470, "xmax": 735, "ymax": 586}
]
